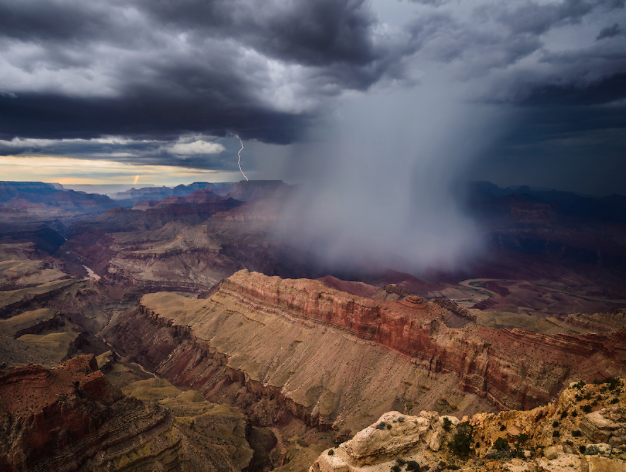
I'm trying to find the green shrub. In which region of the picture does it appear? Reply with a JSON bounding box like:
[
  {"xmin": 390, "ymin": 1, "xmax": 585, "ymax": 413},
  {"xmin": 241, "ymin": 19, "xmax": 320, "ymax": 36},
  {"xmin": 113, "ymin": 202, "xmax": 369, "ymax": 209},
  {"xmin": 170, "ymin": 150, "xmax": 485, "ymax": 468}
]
[
  {"xmin": 582, "ymin": 405, "xmax": 592, "ymax": 413},
  {"xmin": 396, "ymin": 458, "xmax": 405, "ymax": 466},
  {"xmin": 387, "ymin": 424, "xmax": 392, "ymax": 430},
  {"xmin": 500, "ymin": 424, "xmax": 506, "ymax": 431},
  {"xmin": 560, "ymin": 411, "xmax": 568, "ymax": 419},
  {"xmin": 511, "ymin": 448, "xmax": 525, "ymax": 459},
  {"xmin": 552, "ymin": 431, "xmax": 560, "ymax": 438},
  {"xmin": 552, "ymin": 421, "xmax": 560, "ymax": 428},
  {"xmin": 572, "ymin": 430, "xmax": 582, "ymax": 437},
  {"xmin": 585, "ymin": 445, "xmax": 599, "ymax": 456},
  {"xmin": 571, "ymin": 410, "xmax": 578, "ymax": 417},
  {"xmin": 493, "ymin": 437, "xmax": 509, "ymax": 451},
  {"xmin": 579, "ymin": 445, "xmax": 586, "ymax": 454},
  {"xmin": 516, "ymin": 433, "xmax": 529, "ymax": 444},
  {"xmin": 391, "ymin": 466, "xmax": 401, "ymax": 472},
  {"xmin": 328, "ymin": 449, "xmax": 334, "ymax": 456},
  {"xmin": 566, "ymin": 440, "xmax": 573, "ymax": 446},
  {"xmin": 443, "ymin": 417, "xmax": 452, "ymax": 432},
  {"xmin": 406, "ymin": 460, "xmax": 420, "ymax": 471},
  {"xmin": 398, "ymin": 417, "xmax": 405, "ymax": 423},
  {"xmin": 376, "ymin": 422, "xmax": 387, "ymax": 430},
  {"xmin": 485, "ymin": 450, "xmax": 511, "ymax": 460},
  {"xmin": 610, "ymin": 398, "xmax": 619, "ymax": 404},
  {"xmin": 448, "ymin": 422, "xmax": 473, "ymax": 457},
  {"xmin": 447, "ymin": 465, "xmax": 461, "ymax": 470}
]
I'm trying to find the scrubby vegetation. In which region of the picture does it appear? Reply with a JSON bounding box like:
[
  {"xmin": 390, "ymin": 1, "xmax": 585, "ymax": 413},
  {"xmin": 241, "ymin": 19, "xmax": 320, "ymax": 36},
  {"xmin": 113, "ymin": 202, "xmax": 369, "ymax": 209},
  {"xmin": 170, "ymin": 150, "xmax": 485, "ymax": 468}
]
[
  {"xmin": 493, "ymin": 437, "xmax": 509, "ymax": 451},
  {"xmin": 406, "ymin": 460, "xmax": 420, "ymax": 471},
  {"xmin": 448, "ymin": 421, "xmax": 473, "ymax": 457}
]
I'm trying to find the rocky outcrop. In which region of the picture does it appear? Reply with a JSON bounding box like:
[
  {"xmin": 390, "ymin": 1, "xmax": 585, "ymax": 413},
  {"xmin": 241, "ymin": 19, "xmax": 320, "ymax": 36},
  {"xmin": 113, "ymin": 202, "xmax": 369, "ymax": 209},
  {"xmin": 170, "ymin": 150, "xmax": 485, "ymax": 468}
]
[
  {"xmin": 311, "ymin": 378, "xmax": 626, "ymax": 472},
  {"xmin": 0, "ymin": 355, "xmax": 253, "ymax": 471}
]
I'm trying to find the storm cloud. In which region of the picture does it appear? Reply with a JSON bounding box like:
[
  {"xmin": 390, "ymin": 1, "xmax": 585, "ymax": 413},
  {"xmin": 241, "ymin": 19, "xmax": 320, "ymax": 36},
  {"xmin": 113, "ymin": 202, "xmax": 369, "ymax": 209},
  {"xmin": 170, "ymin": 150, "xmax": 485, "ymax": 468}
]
[{"xmin": 0, "ymin": 0, "xmax": 624, "ymax": 181}]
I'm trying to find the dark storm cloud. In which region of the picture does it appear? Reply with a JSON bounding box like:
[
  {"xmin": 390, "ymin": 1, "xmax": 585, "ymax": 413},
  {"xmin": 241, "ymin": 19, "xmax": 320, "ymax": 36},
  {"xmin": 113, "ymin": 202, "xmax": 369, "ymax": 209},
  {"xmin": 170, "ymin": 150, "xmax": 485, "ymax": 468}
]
[
  {"xmin": 488, "ymin": 0, "xmax": 596, "ymax": 36},
  {"xmin": 0, "ymin": 0, "xmax": 409, "ymax": 149},
  {"xmin": 1, "ymin": 0, "xmax": 626, "ymax": 174},
  {"xmin": 0, "ymin": 1, "xmax": 114, "ymax": 42},
  {"xmin": 404, "ymin": 0, "xmax": 626, "ymax": 108},
  {"xmin": 597, "ymin": 23, "xmax": 624, "ymax": 39},
  {"xmin": 139, "ymin": 0, "xmax": 379, "ymax": 67}
]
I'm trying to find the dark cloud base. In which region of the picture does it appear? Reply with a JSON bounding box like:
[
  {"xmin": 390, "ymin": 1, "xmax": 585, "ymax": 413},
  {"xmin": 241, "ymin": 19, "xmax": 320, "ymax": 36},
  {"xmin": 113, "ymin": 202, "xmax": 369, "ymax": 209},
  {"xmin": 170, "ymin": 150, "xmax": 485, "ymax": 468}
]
[
  {"xmin": 523, "ymin": 73, "xmax": 626, "ymax": 107},
  {"xmin": 0, "ymin": 93, "xmax": 312, "ymax": 144}
]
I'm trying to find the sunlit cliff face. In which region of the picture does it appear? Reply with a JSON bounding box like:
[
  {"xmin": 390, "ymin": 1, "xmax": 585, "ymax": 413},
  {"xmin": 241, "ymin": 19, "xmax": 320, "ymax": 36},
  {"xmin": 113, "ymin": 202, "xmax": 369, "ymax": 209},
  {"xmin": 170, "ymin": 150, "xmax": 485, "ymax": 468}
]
[{"xmin": 278, "ymin": 82, "xmax": 505, "ymax": 274}]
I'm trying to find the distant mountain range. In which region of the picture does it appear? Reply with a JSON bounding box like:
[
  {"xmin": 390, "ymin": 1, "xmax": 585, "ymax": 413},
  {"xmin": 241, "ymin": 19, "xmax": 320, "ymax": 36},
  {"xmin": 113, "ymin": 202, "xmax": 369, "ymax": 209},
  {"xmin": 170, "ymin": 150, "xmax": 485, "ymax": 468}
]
[{"xmin": 469, "ymin": 181, "xmax": 626, "ymax": 224}]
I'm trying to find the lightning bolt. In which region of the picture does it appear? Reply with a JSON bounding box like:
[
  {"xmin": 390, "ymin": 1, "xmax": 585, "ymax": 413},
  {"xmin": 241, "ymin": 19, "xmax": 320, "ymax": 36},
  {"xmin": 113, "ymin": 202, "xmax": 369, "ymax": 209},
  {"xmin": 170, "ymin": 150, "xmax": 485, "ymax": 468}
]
[{"xmin": 234, "ymin": 134, "xmax": 249, "ymax": 181}]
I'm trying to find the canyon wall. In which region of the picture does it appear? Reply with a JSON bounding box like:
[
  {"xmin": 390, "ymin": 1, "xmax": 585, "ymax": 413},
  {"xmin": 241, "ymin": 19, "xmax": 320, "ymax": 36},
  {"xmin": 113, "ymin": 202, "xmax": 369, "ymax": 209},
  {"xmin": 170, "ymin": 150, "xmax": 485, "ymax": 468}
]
[
  {"xmin": 105, "ymin": 270, "xmax": 626, "ymax": 436},
  {"xmin": 220, "ymin": 271, "xmax": 626, "ymax": 410}
]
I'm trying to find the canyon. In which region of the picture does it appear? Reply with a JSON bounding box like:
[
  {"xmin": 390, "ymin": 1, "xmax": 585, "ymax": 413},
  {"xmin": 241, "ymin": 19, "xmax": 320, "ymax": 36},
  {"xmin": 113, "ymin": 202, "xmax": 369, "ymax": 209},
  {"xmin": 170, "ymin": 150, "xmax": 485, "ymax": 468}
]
[
  {"xmin": 1, "ymin": 179, "xmax": 626, "ymax": 471},
  {"xmin": 104, "ymin": 270, "xmax": 626, "ymax": 427}
]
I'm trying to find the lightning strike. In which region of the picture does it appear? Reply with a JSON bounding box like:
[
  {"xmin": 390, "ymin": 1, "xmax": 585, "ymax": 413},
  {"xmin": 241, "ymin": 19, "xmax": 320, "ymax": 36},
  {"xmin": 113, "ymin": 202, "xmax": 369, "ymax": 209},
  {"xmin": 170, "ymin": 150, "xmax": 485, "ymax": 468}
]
[{"xmin": 234, "ymin": 134, "xmax": 249, "ymax": 181}]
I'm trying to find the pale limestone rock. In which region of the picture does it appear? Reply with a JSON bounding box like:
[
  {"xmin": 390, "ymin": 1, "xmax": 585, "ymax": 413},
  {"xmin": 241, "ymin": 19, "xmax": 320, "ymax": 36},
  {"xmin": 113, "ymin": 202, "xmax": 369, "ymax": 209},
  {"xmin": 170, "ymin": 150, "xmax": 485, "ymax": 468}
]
[
  {"xmin": 504, "ymin": 458, "xmax": 538, "ymax": 472},
  {"xmin": 610, "ymin": 436, "xmax": 626, "ymax": 446},
  {"xmin": 581, "ymin": 408, "xmax": 626, "ymax": 443},
  {"xmin": 537, "ymin": 453, "xmax": 583, "ymax": 471},
  {"xmin": 428, "ymin": 431, "xmax": 442, "ymax": 452},
  {"xmin": 312, "ymin": 450, "xmax": 349, "ymax": 472},
  {"xmin": 544, "ymin": 446, "xmax": 559, "ymax": 460},
  {"xmin": 342, "ymin": 411, "xmax": 431, "ymax": 466},
  {"xmin": 419, "ymin": 410, "xmax": 439, "ymax": 425},
  {"xmin": 584, "ymin": 455, "xmax": 626, "ymax": 472},
  {"xmin": 587, "ymin": 411, "xmax": 620, "ymax": 430}
]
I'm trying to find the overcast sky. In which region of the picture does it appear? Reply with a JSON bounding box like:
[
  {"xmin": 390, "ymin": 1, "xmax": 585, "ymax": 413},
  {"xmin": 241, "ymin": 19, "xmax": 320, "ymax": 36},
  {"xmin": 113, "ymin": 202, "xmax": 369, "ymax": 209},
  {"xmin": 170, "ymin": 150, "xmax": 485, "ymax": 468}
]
[{"xmin": 0, "ymin": 0, "xmax": 625, "ymax": 194}]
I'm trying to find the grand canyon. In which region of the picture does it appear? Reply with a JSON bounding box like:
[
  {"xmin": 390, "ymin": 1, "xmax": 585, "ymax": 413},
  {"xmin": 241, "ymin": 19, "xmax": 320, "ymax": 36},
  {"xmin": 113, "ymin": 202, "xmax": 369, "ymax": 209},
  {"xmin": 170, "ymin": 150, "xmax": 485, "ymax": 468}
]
[
  {"xmin": 1, "ymin": 179, "xmax": 625, "ymax": 471},
  {"xmin": 2, "ymin": 0, "xmax": 626, "ymax": 470}
]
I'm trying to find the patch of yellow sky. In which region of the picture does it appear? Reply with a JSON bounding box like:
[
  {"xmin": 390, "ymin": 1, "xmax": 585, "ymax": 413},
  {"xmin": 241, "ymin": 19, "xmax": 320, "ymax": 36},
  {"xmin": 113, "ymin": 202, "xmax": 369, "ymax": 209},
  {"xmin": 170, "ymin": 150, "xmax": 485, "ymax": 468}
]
[{"xmin": 0, "ymin": 155, "xmax": 241, "ymax": 186}]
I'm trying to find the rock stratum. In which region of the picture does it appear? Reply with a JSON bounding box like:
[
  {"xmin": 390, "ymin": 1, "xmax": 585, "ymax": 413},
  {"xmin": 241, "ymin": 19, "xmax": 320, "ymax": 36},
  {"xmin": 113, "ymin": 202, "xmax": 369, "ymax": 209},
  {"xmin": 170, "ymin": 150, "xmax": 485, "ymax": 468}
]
[
  {"xmin": 0, "ymin": 354, "xmax": 253, "ymax": 471},
  {"xmin": 105, "ymin": 270, "xmax": 626, "ymax": 437}
]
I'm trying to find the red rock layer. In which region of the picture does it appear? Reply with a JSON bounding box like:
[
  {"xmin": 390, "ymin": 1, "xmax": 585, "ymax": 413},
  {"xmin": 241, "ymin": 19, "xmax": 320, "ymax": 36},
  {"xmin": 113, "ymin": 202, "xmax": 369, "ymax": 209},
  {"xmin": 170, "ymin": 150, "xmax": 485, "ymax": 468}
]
[{"xmin": 220, "ymin": 271, "xmax": 626, "ymax": 410}]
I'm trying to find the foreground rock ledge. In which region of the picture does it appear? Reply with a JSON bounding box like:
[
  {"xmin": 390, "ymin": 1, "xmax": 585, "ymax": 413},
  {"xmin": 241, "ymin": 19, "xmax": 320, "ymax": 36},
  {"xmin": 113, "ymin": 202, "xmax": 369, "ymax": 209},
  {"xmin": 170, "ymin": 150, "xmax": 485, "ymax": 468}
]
[{"xmin": 311, "ymin": 378, "xmax": 626, "ymax": 472}]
